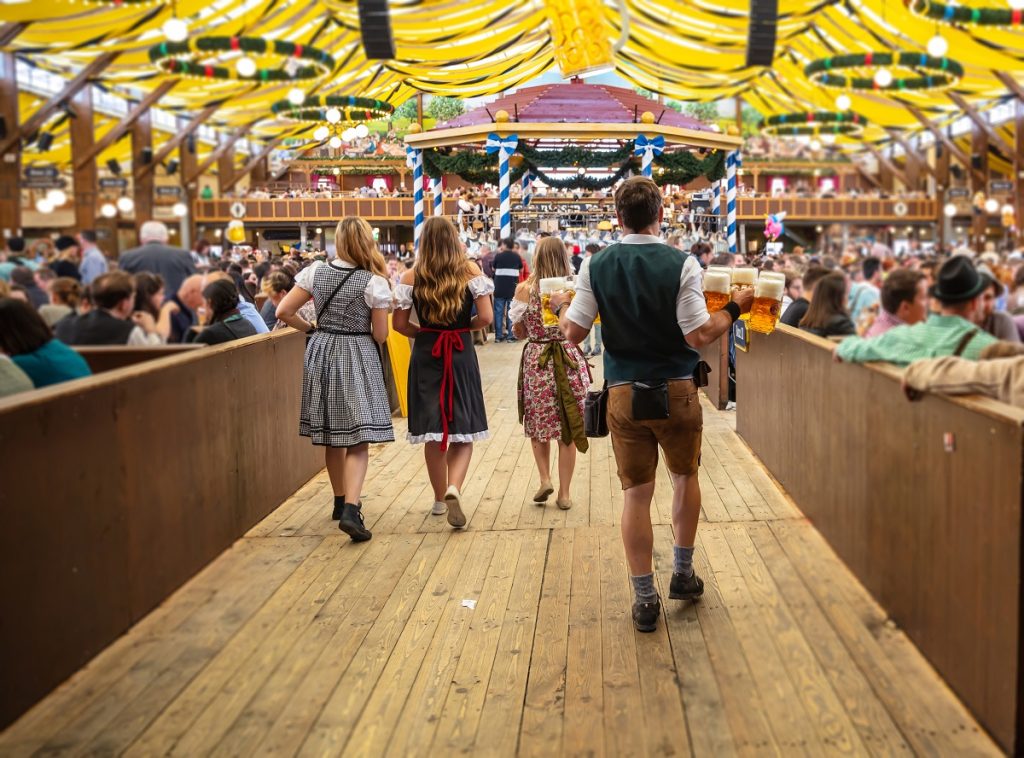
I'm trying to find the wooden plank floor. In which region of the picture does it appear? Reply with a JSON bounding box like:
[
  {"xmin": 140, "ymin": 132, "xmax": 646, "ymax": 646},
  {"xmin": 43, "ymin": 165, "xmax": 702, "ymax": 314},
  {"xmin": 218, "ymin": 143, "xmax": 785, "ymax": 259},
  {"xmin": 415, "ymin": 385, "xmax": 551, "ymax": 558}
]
[{"xmin": 1, "ymin": 342, "xmax": 1000, "ymax": 757}]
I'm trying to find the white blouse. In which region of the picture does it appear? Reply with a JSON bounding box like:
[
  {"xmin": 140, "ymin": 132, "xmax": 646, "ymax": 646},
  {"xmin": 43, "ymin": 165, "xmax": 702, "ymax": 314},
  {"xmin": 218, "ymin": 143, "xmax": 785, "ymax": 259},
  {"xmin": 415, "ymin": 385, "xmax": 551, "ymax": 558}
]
[
  {"xmin": 509, "ymin": 299, "xmax": 529, "ymax": 324},
  {"xmin": 393, "ymin": 274, "xmax": 494, "ymax": 311},
  {"xmin": 295, "ymin": 260, "xmax": 393, "ymax": 310}
]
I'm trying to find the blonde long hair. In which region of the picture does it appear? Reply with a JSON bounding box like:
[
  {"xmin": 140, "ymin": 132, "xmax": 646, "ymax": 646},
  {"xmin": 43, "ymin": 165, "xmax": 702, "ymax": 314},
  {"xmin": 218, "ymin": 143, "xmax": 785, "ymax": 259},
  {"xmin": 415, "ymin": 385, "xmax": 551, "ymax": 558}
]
[
  {"xmin": 526, "ymin": 237, "xmax": 572, "ymax": 291},
  {"xmin": 335, "ymin": 217, "xmax": 390, "ymax": 283},
  {"xmin": 415, "ymin": 216, "xmax": 473, "ymax": 325}
]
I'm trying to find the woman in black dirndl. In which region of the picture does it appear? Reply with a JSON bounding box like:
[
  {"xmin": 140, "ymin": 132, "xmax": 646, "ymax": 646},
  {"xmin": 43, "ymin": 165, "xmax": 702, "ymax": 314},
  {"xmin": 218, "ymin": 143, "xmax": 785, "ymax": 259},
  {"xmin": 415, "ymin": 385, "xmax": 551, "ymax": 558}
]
[
  {"xmin": 393, "ymin": 216, "xmax": 494, "ymax": 528},
  {"xmin": 276, "ymin": 217, "xmax": 394, "ymax": 543}
]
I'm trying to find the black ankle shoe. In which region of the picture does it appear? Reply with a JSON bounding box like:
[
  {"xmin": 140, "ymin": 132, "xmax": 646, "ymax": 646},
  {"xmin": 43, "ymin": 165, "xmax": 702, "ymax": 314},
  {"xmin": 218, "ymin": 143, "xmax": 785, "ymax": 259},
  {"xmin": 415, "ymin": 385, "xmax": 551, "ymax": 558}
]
[
  {"xmin": 632, "ymin": 595, "xmax": 661, "ymax": 633},
  {"xmin": 669, "ymin": 571, "xmax": 704, "ymax": 601},
  {"xmin": 339, "ymin": 502, "xmax": 372, "ymax": 542},
  {"xmin": 331, "ymin": 497, "xmax": 345, "ymax": 521}
]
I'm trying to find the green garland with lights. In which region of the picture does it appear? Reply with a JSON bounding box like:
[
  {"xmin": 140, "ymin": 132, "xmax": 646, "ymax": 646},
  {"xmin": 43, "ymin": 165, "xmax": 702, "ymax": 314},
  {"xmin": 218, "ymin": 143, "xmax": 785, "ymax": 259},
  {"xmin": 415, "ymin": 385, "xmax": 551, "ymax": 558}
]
[
  {"xmin": 904, "ymin": 0, "xmax": 1024, "ymax": 26},
  {"xmin": 805, "ymin": 52, "xmax": 963, "ymax": 90},
  {"xmin": 762, "ymin": 111, "xmax": 868, "ymax": 137},
  {"xmin": 271, "ymin": 95, "xmax": 393, "ymax": 123},
  {"xmin": 149, "ymin": 36, "xmax": 335, "ymax": 82},
  {"xmin": 419, "ymin": 142, "xmax": 725, "ymax": 188}
]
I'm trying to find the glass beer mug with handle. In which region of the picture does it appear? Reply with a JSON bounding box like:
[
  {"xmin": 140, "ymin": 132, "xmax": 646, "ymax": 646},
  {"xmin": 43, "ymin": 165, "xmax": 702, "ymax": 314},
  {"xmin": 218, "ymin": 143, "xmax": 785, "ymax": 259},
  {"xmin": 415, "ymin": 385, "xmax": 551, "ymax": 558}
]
[
  {"xmin": 540, "ymin": 276, "xmax": 575, "ymax": 328},
  {"xmin": 750, "ymin": 271, "xmax": 786, "ymax": 334},
  {"xmin": 703, "ymin": 268, "xmax": 731, "ymax": 313},
  {"xmin": 730, "ymin": 267, "xmax": 757, "ymax": 321}
]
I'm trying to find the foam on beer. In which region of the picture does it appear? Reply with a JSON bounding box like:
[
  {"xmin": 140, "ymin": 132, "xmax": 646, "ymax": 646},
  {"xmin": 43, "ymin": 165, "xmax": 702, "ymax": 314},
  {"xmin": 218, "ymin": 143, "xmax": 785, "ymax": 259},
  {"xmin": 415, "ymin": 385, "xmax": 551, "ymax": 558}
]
[
  {"xmin": 703, "ymin": 270, "xmax": 730, "ymax": 294},
  {"xmin": 731, "ymin": 267, "xmax": 756, "ymax": 287},
  {"xmin": 540, "ymin": 277, "xmax": 572, "ymax": 294},
  {"xmin": 754, "ymin": 272, "xmax": 785, "ymax": 300}
]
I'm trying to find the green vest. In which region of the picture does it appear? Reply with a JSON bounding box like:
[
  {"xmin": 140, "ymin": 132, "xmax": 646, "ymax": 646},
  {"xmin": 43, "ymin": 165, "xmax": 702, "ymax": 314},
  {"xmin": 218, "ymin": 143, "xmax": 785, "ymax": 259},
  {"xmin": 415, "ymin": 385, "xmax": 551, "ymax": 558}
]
[{"xmin": 589, "ymin": 241, "xmax": 701, "ymax": 383}]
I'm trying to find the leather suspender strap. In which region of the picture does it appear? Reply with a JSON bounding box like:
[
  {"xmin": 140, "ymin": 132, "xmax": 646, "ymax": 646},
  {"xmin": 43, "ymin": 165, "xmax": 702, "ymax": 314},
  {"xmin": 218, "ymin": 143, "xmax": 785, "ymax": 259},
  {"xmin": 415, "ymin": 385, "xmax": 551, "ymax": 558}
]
[{"xmin": 952, "ymin": 328, "xmax": 979, "ymax": 358}]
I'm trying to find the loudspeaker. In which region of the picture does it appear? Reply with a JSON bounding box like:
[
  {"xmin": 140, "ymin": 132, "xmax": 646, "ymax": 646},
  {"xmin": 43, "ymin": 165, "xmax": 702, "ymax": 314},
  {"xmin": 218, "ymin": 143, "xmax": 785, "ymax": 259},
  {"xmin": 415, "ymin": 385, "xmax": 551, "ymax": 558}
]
[
  {"xmin": 357, "ymin": 0, "xmax": 396, "ymax": 59},
  {"xmin": 0, "ymin": 116, "xmax": 6, "ymax": 140},
  {"xmin": 141, "ymin": 146, "xmax": 153, "ymax": 164},
  {"xmin": 950, "ymin": 164, "xmax": 963, "ymax": 180},
  {"xmin": 107, "ymin": 158, "xmax": 122, "ymax": 175},
  {"xmin": 36, "ymin": 132, "xmax": 53, "ymax": 152},
  {"xmin": 186, "ymin": 134, "xmax": 196, "ymax": 154},
  {"xmin": 746, "ymin": 0, "xmax": 778, "ymax": 67},
  {"xmin": 165, "ymin": 158, "xmax": 179, "ymax": 175},
  {"xmin": 971, "ymin": 154, "xmax": 983, "ymax": 170}
]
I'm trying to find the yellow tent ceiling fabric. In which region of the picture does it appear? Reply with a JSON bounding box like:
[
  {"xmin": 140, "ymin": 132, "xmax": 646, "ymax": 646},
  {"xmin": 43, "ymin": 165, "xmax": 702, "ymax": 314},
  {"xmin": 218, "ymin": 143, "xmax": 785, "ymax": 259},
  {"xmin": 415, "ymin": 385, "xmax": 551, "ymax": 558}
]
[{"xmin": 2, "ymin": 0, "xmax": 1023, "ymax": 150}]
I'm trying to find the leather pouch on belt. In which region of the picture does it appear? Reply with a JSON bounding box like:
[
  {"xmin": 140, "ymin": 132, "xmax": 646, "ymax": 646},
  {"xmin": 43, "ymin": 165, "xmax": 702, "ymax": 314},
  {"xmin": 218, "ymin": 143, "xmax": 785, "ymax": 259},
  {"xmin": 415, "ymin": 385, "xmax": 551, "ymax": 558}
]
[{"xmin": 631, "ymin": 380, "xmax": 670, "ymax": 420}]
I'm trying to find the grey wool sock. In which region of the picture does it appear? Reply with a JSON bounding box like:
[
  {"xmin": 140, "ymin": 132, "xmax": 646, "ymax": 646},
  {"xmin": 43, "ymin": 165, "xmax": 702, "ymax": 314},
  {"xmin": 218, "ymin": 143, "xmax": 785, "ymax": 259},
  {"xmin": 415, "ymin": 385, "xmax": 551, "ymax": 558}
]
[
  {"xmin": 674, "ymin": 545, "xmax": 695, "ymax": 578},
  {"xmin": 630, "ymin": 573, "xmax": 658, "ymax": 604}
]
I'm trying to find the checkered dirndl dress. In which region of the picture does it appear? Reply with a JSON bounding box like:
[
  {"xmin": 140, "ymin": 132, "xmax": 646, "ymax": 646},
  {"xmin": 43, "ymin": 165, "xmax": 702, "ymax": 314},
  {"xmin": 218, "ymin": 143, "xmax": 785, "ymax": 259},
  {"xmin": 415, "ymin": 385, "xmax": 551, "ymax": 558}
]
[{"xmin": 299, "ymin": 261, "xmax": 395, "ymax": 447}]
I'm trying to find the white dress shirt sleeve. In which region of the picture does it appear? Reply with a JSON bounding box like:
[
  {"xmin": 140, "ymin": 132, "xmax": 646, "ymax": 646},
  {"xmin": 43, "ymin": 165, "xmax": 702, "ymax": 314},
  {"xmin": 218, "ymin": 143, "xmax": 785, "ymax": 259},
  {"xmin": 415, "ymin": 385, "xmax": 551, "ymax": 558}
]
[
  {"xmin": 564, "ymin": 256, "xmax": 597, "ymax": 330},
  {"xmin": 676, "ymin": 256, "xmax": 711, "ymax": 336}
]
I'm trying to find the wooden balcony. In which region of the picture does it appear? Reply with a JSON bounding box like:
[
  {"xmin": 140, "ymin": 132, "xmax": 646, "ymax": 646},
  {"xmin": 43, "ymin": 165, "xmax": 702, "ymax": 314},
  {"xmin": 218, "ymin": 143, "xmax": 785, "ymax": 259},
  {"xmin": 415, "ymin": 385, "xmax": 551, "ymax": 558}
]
[{"xmin": 194, "ymin": 196, "xmax": 939, "ymax": 225}]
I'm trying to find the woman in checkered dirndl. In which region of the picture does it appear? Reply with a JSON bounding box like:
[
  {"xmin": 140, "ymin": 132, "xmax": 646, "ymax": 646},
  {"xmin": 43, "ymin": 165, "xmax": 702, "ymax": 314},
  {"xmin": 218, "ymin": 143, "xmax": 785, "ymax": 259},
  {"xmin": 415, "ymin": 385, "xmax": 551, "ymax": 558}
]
[{"xmin": 276, "ymin": 217, "xmax": 394, "ymax": 544}]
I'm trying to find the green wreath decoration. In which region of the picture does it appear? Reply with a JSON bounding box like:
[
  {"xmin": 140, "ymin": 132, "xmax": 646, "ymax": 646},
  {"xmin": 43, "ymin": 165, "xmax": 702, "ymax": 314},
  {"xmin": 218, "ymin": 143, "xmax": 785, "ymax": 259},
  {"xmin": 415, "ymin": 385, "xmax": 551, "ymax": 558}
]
[
  {"xmin": 271, "ymin": 95, "xmax": 394, "ymax": 123},
  {"xmin": 762, "ymin": 111, "xmax": 868, "ymax": 137},
  {"xmin": 149, "ymin": 36, "xmax": 335, "ymax": 82},
  {"xmin": 419, "ymin": 142, "xmax": 725, "ymax": 189},
  {"xmin": 805, "ymin": 52, "xmax": 963, "ymax": 90},
  {"xmin": 904, "ymin": 0, "xmax": 1024, "ymax": 26}
]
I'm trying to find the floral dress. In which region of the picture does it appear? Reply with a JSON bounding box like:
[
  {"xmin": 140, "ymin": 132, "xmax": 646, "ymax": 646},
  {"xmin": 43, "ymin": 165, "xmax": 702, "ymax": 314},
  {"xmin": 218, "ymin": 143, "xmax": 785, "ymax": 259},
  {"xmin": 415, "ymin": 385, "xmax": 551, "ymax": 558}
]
[{"xmin": 511, "ymin": 289, "xmax": 591, "ymax": 451}]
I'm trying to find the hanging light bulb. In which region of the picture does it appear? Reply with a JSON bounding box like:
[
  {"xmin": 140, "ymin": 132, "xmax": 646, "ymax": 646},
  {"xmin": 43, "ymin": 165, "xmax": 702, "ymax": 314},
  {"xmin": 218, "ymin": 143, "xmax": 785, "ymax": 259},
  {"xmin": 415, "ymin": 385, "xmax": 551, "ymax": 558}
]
[
  {"xmin": 943, "ymin": 202, "xmax": 957, "ymax": 217},
  {"xmin": 34, "ymin": 197, "xmax": 54, "ymax": 214},
  {"xmin": 328, "ymin": 136, "xmax": 342, "ymax": 149},
  {"xmin": 985, "ymin": 197, "xmax": 1000, "ymax": 214},
  {"xmin": 172, "ymin": 202, "xmax": 188, "ymax": 217},
  {"xmin": 235, "ymin": 56, "xmax": 257, "ymax": 78},
  {"xmin": 821, "ymin": 133, "xmax": 837, "ymax": 145},
  {"xmin": 325, "ymin": 107, "xmax": 342, "ymax": 124},
  {"xmin": 355, "ymin": 123, "xmax": 369, "ymax": 138},
  {"xmin": 835, "ymin": 93, "xmax": 851, "ymax": 111},
  {"xmin": 46, "ymin": 188, "xmax": 67, "ymax": 206},
  {"xmin": 1011, "ymin": 0, "xmax": 1024, "ymax": 10},
  {"xmin": 809, "ymin": 138, "xmax": 822, "ymax": 151},
  {"xmin": 117, "ymin": 196, "xmax": 135, "ymax": 213},
  {"xmin": 874, "ymin": 68, "xmax": 893, "ymax": 88},
  {"xmin": 162, "ymin": 17, "xmax": 189, "ymax": 43},
  {"xmin": 101, "ymin": 202, "xmax": 117, "ymax": 218},
  {"xmin": 1001, "ymin": 203, "xmax": 1015, "ymax": 216},
  {"xmin": 313, "ymin": 125, "xmax": 330, "ymax": 141},
  {"xmin": 287, "ymin": 88, "xmax": 305, "ymax": 106},
  {"xmin": 342, "ymin": 128, "xmax": 355, "ymax": 141},
  {"xmin": 927, "ymin": 34, "xmax": 948, "ymax": 58}
]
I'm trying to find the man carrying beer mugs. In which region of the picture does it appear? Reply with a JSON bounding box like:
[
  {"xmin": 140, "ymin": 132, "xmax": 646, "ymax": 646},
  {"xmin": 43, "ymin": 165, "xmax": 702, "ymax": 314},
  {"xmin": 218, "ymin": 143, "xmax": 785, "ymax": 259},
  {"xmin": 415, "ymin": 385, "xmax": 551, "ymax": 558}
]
[
  {"xmin": 549, "ymin": 176, "xmax": 753, "ymax": 634},
  {"xmin": 750, "ymin": 271, "xmax": 786, "ymax": 334}
]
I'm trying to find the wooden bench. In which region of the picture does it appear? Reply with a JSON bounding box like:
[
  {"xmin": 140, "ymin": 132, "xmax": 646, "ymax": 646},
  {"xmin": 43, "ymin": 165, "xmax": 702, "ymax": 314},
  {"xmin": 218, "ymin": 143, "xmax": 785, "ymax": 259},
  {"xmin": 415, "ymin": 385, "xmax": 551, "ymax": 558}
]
[
  {"xmin": 736, "ymin": 324, "xmax": 1024, "ymax": 753},
  {"xmin": 0, "ymin": 330, "xmax": 322, "ymax": 729},
  {"xmin": 73, "ymin": 344, "xmax": 206, "ymax": 373}
]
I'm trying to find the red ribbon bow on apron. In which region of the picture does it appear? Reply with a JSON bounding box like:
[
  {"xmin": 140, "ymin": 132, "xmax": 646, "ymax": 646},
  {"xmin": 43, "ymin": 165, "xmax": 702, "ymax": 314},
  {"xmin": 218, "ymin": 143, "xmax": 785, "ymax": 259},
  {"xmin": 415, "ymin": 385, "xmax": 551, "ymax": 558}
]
[{"xmin": 420, "ymin": 328, "xmax": 469, "ymax": 451}]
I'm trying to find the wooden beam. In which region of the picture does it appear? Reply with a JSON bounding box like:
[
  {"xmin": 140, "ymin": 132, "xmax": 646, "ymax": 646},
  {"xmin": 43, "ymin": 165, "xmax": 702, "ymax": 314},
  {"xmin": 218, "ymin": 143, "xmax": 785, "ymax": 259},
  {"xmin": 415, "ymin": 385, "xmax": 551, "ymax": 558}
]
[
  {"xmin": 132, "ymin": 108, "xmax": 153, "ymax": 235},
  {"xmin": 137, "ymin": 104, "xmax": 218, "ymax": 178},
  {"xmin": 994, "ymin": 71, "xmax": 1024, "ymax": 105},
  {"xmin": 853, "ymin": 161, "xmax": 882, "ymax": 189},
  {"xmin": 217, "ymin": 136, "xmax": 235, "ymax": 194},
  {"xmin": 179, "ymin": 133, "xmax": 198, "ymax": 247},
  {"xmin": 186, "ymin": 123, "xmax": 254, "ymax": 184},
  {"xmin": 75, "ymin": 79, "xmax": 177, "ymax": 170},
  {"xmin": 223, "ymin": 137, "xmax": 284, "ymax": 192},
  {"xmin": 971, "ymin": 120, "xmax": 988, "ymax": 251},
  {"xmin": 905, "ymin": 104, "xmax": 984, "ymax": 184},
  {"xmin": 886, "ymin": 129, "xmax": 938, "ymax": 180},
  {"xmin": 0, "ymin": 51, "xmax": 119, "ymax": 157},
  {"xmin": 0, "ymin": 52, "xmax": 21, "ymax": 237},
  {"xmin": 1016, "ymin": 99, "xmax": 1024, "ymax": 245},
  {"xmin": 0, "ymin": 22, "xmax": 29, "ymax": 47},
  {"xmin": 864, "ymin": 143, "xmax": 910, "ymax": 189},
  {"xmin": 948, "ymin": 91, "xmax": 1013, "ymax": 156}
]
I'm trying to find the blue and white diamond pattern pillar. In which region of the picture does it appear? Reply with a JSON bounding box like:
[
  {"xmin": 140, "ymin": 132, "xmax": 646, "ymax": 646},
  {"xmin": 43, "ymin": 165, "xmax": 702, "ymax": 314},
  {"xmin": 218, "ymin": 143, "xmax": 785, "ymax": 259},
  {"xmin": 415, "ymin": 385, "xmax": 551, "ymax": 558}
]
[
  {"xmin": 406, "ymin": 146, "xmax": 424, "ymax": 251},
  {"xmin": 634, "ymin": 134, "xmax": 665, "ymax": 178},
  {"xmin": 522, "ymin": 170, "xmax": 535, "ymax": 207},
  {"xmin": 726, "ymin": 151, "xmax": 741, "ymax": 253},
  {"xmin": 430, "ymin": 176, "xmax": 443, "ymax": 216},
  {"xmin": 711, "ymin": 178, "xmax": 721, "ymax": 230},
  {"xmin": 485, "ymin": 132, "xmax": 518, "ymax": 239}
]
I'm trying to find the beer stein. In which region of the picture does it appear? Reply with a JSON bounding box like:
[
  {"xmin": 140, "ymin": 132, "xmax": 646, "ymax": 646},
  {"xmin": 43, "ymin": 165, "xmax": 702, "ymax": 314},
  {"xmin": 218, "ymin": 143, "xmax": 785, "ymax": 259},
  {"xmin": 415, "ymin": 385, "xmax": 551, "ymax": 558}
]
[
  {"xmin": 750, "ymin": 271, "xmax": 786, "ymax": 334},
  {"xmin": 703, "ymin": 269, "xmax": 730, "ymax": 313},
  {"xmin": 731, "ymin": 267, "xmax": 757, "ymax": 320},
  {"xmin": 540, "ymin": 276, "xmax": 575, "ymax": 327}
]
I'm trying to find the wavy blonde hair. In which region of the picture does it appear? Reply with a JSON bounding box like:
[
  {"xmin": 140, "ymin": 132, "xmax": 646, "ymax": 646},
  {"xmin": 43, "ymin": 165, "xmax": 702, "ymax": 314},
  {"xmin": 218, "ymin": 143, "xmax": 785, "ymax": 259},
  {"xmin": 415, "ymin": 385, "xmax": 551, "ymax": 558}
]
[
  {"xmin": 335, "ymin": 217, "xmax": 390, "ymax": 283},
  {"xmin": 525, "ymin": 237, "xmax": 572, "ymax": 291},
  {"xmin": 415, "ymin": 216, "xmax": 473, "ymax": 325}
]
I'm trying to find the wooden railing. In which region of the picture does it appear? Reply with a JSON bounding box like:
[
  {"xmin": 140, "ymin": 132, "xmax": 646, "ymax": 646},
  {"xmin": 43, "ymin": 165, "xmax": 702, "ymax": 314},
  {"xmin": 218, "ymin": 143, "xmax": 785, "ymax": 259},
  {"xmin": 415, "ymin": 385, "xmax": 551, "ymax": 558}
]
[
  {"xmin": 74, "ymin": 344, "xmax": 206, "ymax": 373},
  {"xmin": 0, "ymin": 330, "xmax": 323, "ymax": 728},
  {"xmin": 735, "ymin": 325, "xmax": 1024, "ymax": 753},
  {"xmin": 194, "ymin": 196, "xmax": 937, "ymax": 224}
]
